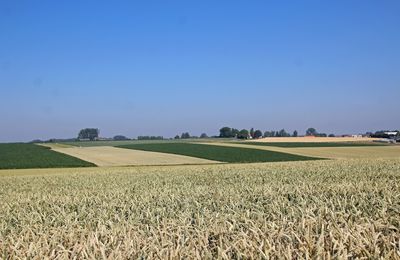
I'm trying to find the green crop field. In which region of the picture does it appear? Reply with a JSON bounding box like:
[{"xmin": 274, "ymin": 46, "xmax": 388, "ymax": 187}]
[
  {"xmin": 119, "ymin": 143, "xmax": 321, "ymax": 163},
  {"xmin": 0, "ymin": 143, "xmax": 95, "ymax": 169},
  {"xmin": 240, "ymin": 141, "xmax": 387, "ymax": 148},
  {"xmin": 1, "ymin": 159, "xmax": 399, "ymax": 258}
]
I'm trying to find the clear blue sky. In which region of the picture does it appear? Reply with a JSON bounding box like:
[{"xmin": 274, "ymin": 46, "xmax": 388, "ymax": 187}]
[{"xmin": 1, "ymin": 1, "xmax": 399, "ymax": 142}]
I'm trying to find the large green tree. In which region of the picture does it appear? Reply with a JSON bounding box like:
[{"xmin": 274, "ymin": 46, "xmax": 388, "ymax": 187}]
[
  {"xmin": 200, "ymin": 133, "xmax": 208, "ymax": 138},
  {"xmin": 219, "ymin": 127, "xmax": 234, "ymax": 138},
  {"xmin": 237, "ymin": 129, "xmax": 250, "ymax": 139},
  {"xmin": 78, "ymin": 128, "xmax": 99, "ymax": 141},
  {"xmin": 306, "ymin": 128, "xmax": 318, "ymax": 136},
  {"xmin": 254, "ymin": 130, "xmax": 263, "ymax": 139},
  {"xmin": 181, "ymin": 132, "xmax": 191, "ymax": 139}
]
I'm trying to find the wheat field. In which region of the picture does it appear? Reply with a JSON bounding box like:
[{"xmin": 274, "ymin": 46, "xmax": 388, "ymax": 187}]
[{"xmin": 1, "ymin": 159, "xmax": 399, "ymax": 259}]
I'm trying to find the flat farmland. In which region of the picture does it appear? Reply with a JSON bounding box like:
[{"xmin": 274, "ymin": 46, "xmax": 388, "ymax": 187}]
[
  {"xmin": 118, "ymin": 143, "xmax": 321, "ymax": 163},
  {"xmin": 242, "ymin": 141, "xmax": 386, "ymax": 147},
  {"xmin": 286, "ymin": 146, "xmax": 400, "ymax": 159},
  {"xmin": 50, "ymin": 146, "xmax": 220, "ymax": 166},
  {"xmin": 204, "ymin": 142, "xmax": 400, "ymax": 159},
  {"xmin": 1, "ymin": 159, "xmax": 399, "ymax": 258}
]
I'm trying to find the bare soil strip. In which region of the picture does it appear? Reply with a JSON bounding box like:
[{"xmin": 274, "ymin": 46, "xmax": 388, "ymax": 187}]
[
  {"xmin": 38, "ymin": 143, "xmax": 75, "ymax": 149},
  {"xmin": 50, "ymin": 146, "xmax": 221, "ymax": 166},
  {"xmin": 200, "ymin": 142, "xmax": 400, "ymax": 159}
]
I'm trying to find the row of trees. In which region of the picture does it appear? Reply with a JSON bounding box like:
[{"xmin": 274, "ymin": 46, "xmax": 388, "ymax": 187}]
[
  {"xmin": 174, "ymin": 132, "xmax": 209, "ymax": 139},
  {"xmin": 219, "ymin": 127, "xmax": 260, "ymax": 139},
  {"xmin": 77, "ymin": 128, "xmax": 211, "ymax": 141},
  {"xmin": 219, "ymin": 127, "xmax": 333, "ymax": 139},
  {"xmin": 262, "ymin": 129, "xmax": 294, "ymax": 137},
  {"xmin": 305, "ymin": 128, "xmax": 332, "ymax": 137},
  {"xmin": 137, "ymin": 136, "xmax": 164, "ymax": 140},
  {"xmin": 76, "ymin": 127, "xmax": 338, "ymax": 142},
  {"xmin": 219, "ymin": 127, "xmax": 294, "ymax": 139}
]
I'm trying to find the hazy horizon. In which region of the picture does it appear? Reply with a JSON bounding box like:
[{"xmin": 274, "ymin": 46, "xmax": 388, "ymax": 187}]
[{"xmin": 1, "ymin": 1, "xmax": 399, "ymax": 142}]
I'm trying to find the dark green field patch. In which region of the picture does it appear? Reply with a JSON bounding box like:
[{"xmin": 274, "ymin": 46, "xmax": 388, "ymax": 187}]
[
  {"xmin": 0, "ymin": 143, "xmax": 95, "ymax": 169},
  {"xmin": 240, "ymin": 142, "xmax": 387, "ymax": 148},
  {"xmin": 118, "ymin": 143, "xmax": 321, "ymax": 163}
]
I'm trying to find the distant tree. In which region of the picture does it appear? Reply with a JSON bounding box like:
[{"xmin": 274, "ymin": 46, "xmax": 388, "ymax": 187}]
[
  {"xmin": 30, "ymin": 139, "xmax": 44, "ymax": 143},
  {"xmin": 219, "ymin": 127, "xmax": 233, "ymax": 138},
  {"xmin": 273, "ymin": 129, "xmax": 289, "ymax": 137},
  {"xmin": 113, "ymin": 135, "xmax": 129, "ymax": 141},
  {"xmin": 78, "ymin": 128, "xmax": 99, "ymax": 141},
  {"xmin": 374, "ymin": 130, "xmax": 388, "ymax": 136},
  {"xmin": 263, "ymin": 131, "xmax": 274, "ymax": 137},
  {"xmin": 317, "ymin": 133, "xmax": 327, "ymax": 137},
  {"xmin": 174, "ymin": 135, "xmax": 180, "ymax": 139},
  {"xmin": 237, "ymin": 129, "xmax": 250, "ymax": 139},
  {"xmin": 250, "ymin": 128, "xmax": 255, "ymax": 138},
  {"xmin": 254, "ymin": 130, "xmax": 263, "ymax": 139},
  {"xmin": 293, "ymin": 130, "xmax": 298, "ymax": 137},
  {"xmin": 306, "ymin": 128, "xmax": 317, "ymax": 136},
  {"xmin": 365, "ymin": 132, "xmax": 373, "ymax": 137},
  {"xmin": 328, "ymin": 134, "xmax": 335, "ymax": 137},
  {"xmin": 200, "ymin": 133, "xmax": 208, "ymax": 138},
  {"xmin": 181, "ymin": 132, "xmax": 191, "ymax": 139},
  {"xmin": 232, "ymin": 128, "xmax": 239, "ymax": 137},
  {"xmin": 278, "ymin": 129, "xmax": 290, "ymax": 137}
]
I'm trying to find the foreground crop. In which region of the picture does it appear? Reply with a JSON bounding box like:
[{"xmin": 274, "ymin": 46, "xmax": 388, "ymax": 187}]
[{"xmin": 0, "ymin": 159, "xmax": 399, "ymax": 258}]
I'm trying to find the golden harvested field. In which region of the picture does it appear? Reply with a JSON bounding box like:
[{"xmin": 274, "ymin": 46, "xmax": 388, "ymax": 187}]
[
  {"xmin": 280, "ymin": 146, "xmax": 400, "ymax": 159},
  {"xmin": 50, "ymin": 146, "xmax": 220, "ymax": 166},
  {"xmin": 1, "ymin": 159, "xmax": 399, "ymax": 258},
  {"xmin": 203, "ymin": 142, "xmax": 400, "ymax": 159},
  {"xmin": 252, "ymin": 136, "xmax": 379, "ymax": 143}
]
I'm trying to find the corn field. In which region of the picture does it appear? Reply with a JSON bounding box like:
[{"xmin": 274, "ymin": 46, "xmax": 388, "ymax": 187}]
[{"xmin": 1, "ymin": 159, "xmax": 399, "ymax": 259}]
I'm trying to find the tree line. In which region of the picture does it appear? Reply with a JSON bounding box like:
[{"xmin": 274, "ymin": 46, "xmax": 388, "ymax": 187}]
[
  {"xmin": 174, "ymin": 132, "xmax": 209, "ymax": 139},
  {"xmin": 219, "ymin": 127, "xmax": 333, "ymax": 139},
  {"xmin": 74, "ymin": 127, "xmax": 331, "ymax": 142},
  {"xmin": 74, "ymin": 127, "xmax": 399, "ymax": 142},
  {"xmin": 76, "ymin": 128, "xmax": 209, "ymax": 141}
]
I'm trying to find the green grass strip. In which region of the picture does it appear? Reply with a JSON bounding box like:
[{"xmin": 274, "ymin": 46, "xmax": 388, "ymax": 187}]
[{"xmin": 118, "ymin": 143, "xmax": 322, "ymax": 163}]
